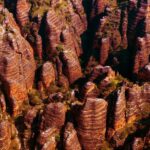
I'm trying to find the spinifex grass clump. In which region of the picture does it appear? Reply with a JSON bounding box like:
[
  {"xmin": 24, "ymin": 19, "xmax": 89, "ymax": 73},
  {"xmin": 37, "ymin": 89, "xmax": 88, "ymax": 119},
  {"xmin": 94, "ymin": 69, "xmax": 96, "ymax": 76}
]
[
  {"xmin": 54, "ymin": 0, "xmax": 72, "ymax": 24},
  {"xmin": 54, "ymin": 0, "xmax": 68, "ymax": 13},
  {"xmin": 56, "ymin": 44, "xmax": 64, "ymax": 53},
  {"xmin": 99, "ymin": 8, "xmax": 120, "ymax": 38},
  {"xmin": 29, "ymin": 0, "xmax": 51, "ymax": 18},
  {"xmin": 100, "ymin": 73, "xmax": 132, "ymax": 98},
  {"xmin": 0, "ymin": 12, "xmax": 5, "ymax": 24},
  {"xmin": 28, "ymin": 89, "xmax": 42, "ymax": 105}
]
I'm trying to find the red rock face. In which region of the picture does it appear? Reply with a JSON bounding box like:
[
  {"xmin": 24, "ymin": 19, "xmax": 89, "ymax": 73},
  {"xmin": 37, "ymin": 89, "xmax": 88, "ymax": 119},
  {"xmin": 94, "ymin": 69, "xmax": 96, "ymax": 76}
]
[
  {"xmin": 128, "ymin": 4, "xmax": 145, "ymax": 38},
  {"xmin": 37, "ymin": 102, "xmax": 67, "ymax": 149},
  {"xmin": 33, "ymin": 28, "xmax": 43, "ymax": 59},
  {"xmin": 91, "ymin": 1, "xmax": 124, "ymax": 69},
  {"xmin": 61, "ymin": 27, "xmax": 82, "ymax": 57},
  {"xmin": 126, "ymin": 83, "xmax": 150, "ymax": 122},
  {"xmin": 0, "ymin": 120, "xmax": 11, "ymax": 150},
  {"xmin": 22, "ymin": 107, "xmax": 38, "ymax": 149},
  {"xmin": 121, "ymin": 9, "xmax": 128, "ymax": 49},
  {"xmin": 40, "ymin": 102, "xmax": 66, "ymax": 131},
  {"xmin": 81, "ymin": 82, "xmax": 99, "ymax": 98},
  {"xmin": 41, "ymin": 61, "xmax": 56, "ymax": 89},
  {"xmin": 132, "ymin": 137, "xmax": 144, "ymax": 150},
  {"xmin": 127, "ymin": 0, "xmax": 150, "ymax": 79},
  {"xmin": 16, "ymin": 0, "xmax": 30, "ymax": 27},
  {"xmin": 89, "ymin": 65, "xmax": 115, "ymax": 82},
  {"xmin": 45, "ymin": 0, "xmax": 87, "ymax": 57},
  {"xmin": 126, "ymin": 85, "xmax": 142, "ymax": 124},
  {"xmin": 0, "ymin": 92, "xmax": 6, "ymax": 113},
  {"xmin": 63, "ymin": 122, "xmax": 81, "ymax": 150},
  {"xmin": 133, "ymin": 37, "xmax": 149, "ymax": 75},
  {"xmin": 138, "ymin": 63, "xmax": 150, "ymax": 81},
  {"xmin": 144, "ymin": 130, "xmax": 150, "ymax": 149},
  {"xmin": 140, "ymin": 83, "xmax": 150, "ymax": 116},
  {"xmin": 0, "ymin": 8, "xmax": 35, "ymax": 116},
  {"xmin": 61, "ymin": 48, "xmax": 83, "ymax": 84},
  {"xmin": 37, "ymin": 127, "xmax": 59, "ymax": 150},
  {"xmin": 90, "ymin": 0, "xmax": 111, "ymax": 19},
  {"xmin": 46, "ymin": 9, "xmax": 62, "ymax": 58},
  {"xmin": 44, "ymin": 0, "xmax": 86, "ymax": 83},
  {"xmin": 113, "ymin": 86, "xmax": 126, "ymax": 131},
  {"xmin": 0, "ymin": 0, "xmax": 149, "ymax": 149},
  {"xmin": 107, "ymin": 86, "xmax": 127, "ymax": 147},
  {"xmin": 24, "ymin": 108, "xmax": 38, "ymax": 129},
  {"xmin": 76, "ymin": 98, "xmax": 108, "ymax": 150},
  {"xmin": 99, "ymin": 38, "xmax": 110, "ymax": 65}
]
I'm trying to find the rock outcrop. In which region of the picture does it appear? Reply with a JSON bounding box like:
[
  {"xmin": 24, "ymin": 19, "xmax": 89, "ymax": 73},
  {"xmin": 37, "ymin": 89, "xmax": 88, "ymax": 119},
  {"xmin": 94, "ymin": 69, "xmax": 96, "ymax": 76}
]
[
  {"xmin": 132, "ymin": 137, "xmax": 144, "ymax": 150},
  {"xmin": 40, "ymin": 61, "xmax": 56, "ymax": 89},
  {"xmin": 133, "ymin": 37, "xmax": 150, "ymax": 76},
  {"xmin": 11, "ymin": 0, "xmax": 88, "ymax": 89},
  {"xmin": 138, "ymin": 63, "xmax": 150, "ymax": 81},
  {"xmin": 107, "ymin": 86, "xmax": 127, "ymax": 147},
  {"xmin": 37, "ymin": 102, "xmax": 66, "ymax": 149},
  {"xmin": 99, "ymin": 37, "xmax": 110, "ymax": 65},
  {"xmin": 76, "ymin": 97, "xmax": 108, "ymax": 150},
  {"xmin": 0, "ymin": 8, "xmax": 35, "ymax": 116},
  {"xmin": 126, "ymin": 85, "xmax": 142, "ymax": 124},
  {"xmin": 0, "ymin": 0, "xmax": 149, "ymax": 149},
  {"xmin": 63, "ymin": 122, "xmax": 81, "ymax": 150},
  {"xmin": 61, "ymin": 48, "xmax": 83, "ymax": 84},
  {"xmin": 16, "ymin": 0, "xmax": 30, "ymax": 27},
  {"xmin": 0, "ymin": 119, "xmax": 11, "ymax": 150},
  {"xmin": 81, "ymin": 82, "xmax": 99, "ymax": 99}
]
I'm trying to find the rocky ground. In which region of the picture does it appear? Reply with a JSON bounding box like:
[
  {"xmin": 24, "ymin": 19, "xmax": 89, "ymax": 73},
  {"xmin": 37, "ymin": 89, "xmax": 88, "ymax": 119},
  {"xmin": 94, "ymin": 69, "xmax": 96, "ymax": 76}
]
[{"xmin": 0, "ymin": 0, "xmax": 149, "ymax": 150}]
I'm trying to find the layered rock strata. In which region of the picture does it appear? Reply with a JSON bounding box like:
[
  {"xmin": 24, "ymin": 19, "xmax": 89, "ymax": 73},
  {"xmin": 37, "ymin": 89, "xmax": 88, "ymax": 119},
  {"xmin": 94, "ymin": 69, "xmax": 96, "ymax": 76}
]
[
  {"xmin": 0, "ymin": 0, "xmax": 149, "ymax": 149},
  {"xmin": 0, "ymin": 8, "xmax": 35, "ymax": 116},
  {"xmin": 76, "ymin": 97, "xmax": 108, "ymax": 150},
  {"xmin": 107, "ymin": 86, "xmax": 127, "ymax": 147},
  {"xmin": 63, "ymin": 122, "xmax": 81, "ymax": 150},
  {"xmin": 37, "ymin": 102, "xmax": 66, "ymax": 149}
]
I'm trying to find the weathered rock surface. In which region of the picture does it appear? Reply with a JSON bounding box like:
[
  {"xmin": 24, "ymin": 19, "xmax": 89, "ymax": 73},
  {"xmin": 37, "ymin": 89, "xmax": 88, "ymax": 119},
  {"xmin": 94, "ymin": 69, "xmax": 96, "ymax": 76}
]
[
  {"xmin": 37, "ymin": 127, "xmax": 59, "ymax": 150},
  {"xmin": 61, "ymin": 48, "xmax": 83, "ymax": 84},
  {"xmin": 99, "ymin": 38, "xmax": 110, "ymax": 65},
  {"xmin": 81, "ymin": 82, "xmax": 99, "ymax": 99},
  {"xmin": 41, "ymin": 61, "xmax": 56, "ymax": 89},
  {"xmin": 76, "ymin": 97, "xmax": 108, "ymax": 150},
  {"xmin": 138, "ymin": 63, "xmax": 150, "ymax": 81},
  {"xmin": 22, "ymin": 107, "xmax": 38, "ymax": 150},
  {"xmin": 63, "ymin": 122, "xmax": 81, "ymax": 150},
  {"xmin": 132, "ymin": 137, "xmax": 144, "ymax": 150},
  {"xmin": 133, "ymin": 37, "xmax": 150, "ymax": 76},
  {"xmin": 126, "ymin": 85, "xmax": 142, "ymax": 124},
  {"xmin": 0, "ymin": 120, "xmax": 11, "ymax": 150},
  {"xmin": 0, "ymin": 0, "xmax": 149, "ymax": 149},
  {"xmin": 107, "ymin": 86, "xmax": 127, "ymax": 147},
  {"xmin": 37, "ymin": 102, "xmax": 66, "ymax": 149},
  {"xmin": 40, "ymin": 102, "xmax": 66, "ymax": 131},
  {"xmin": 16, "ymin": 0, "xmax": 30, "ymax": 27},
  {"xmin": 0, "ymin": 8, "xmax": 35, "ymax": 116},
  {"xmin": 0, "ymin": 92, "xmax": 6, "ymax": 113}
]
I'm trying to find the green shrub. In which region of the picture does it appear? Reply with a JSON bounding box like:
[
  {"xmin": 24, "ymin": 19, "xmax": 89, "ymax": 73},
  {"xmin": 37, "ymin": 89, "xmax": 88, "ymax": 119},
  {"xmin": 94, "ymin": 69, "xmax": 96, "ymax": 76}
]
[
  {"xmin": 55, "ymin": 134, "xmax": 60, "ymax": 142},
  {"xmin": 29, "ymin": 0, "xmax": 51, "ymax": 18},
  {"xmin": 56, "ymin": 44, "xmax": 64, "ymax": 52},
  {"xmin": 28, "ymin": 89, "xmax": 42, "ymax": 105},
  {"xmin": 0, "ymin": 13, "xmax": 5, "ymax": 24}
]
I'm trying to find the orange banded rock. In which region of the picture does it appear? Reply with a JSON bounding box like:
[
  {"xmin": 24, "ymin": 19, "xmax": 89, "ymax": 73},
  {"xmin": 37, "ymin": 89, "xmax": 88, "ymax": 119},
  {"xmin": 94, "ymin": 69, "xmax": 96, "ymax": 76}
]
[
  {"xmin": 63, "ymin": 122, "xmax": 81, "ymax": 150},
  {"xmin": 0, "ymin": 8, "xmax": 35, "ymax": 116},
  {"xmin": 76, "ymin": 97, "xmax": 108, "ymax": 150},
  {"xmin": 41, "ymin": 62, "xmax": 56, "ymax": 89},
  {"xmin": 61, "ymin": 49, "xmax": 82, "ymax": 84}
]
